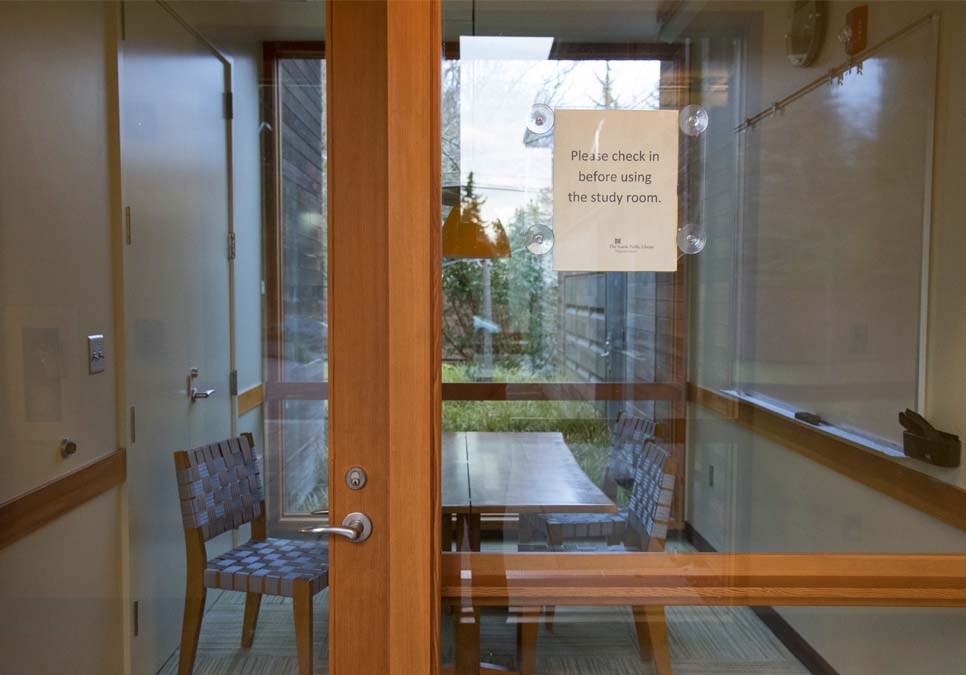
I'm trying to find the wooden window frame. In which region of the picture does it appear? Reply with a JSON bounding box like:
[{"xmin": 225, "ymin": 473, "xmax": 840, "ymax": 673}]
[{"xmin": 261, "ymin": 41, "xmax": 328, "ymax": 533}]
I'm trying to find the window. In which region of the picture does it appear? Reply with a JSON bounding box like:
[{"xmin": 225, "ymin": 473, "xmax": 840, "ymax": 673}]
[{"xmin": 262, "ymin": 43, "xmax": 328, "ymax": 532}]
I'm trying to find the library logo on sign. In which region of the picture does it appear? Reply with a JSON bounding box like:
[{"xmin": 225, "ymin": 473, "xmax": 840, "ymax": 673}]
[{"xmin": 609, "ymin": 238, "xmax": 652, "ymax": 253}]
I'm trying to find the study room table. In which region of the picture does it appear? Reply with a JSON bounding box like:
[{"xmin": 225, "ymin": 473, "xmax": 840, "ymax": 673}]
[
  {"xmin": 441, "ymin": 431, "xmax": 617, "ymax": 674},
  {"xmin": 442, "ymin": 431, "xmax": 617, "ymax": 550}
]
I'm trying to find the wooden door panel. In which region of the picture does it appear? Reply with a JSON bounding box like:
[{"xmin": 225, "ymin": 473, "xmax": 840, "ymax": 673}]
[{"xmin": 327, "ymin": 1, "xmax": 440, "ymax": 672}]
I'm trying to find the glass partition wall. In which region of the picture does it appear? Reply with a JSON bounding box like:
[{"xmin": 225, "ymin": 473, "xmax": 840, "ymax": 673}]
[{"xmin": 438, "ymin": 2, "xmax": 966, "ymax": 674}]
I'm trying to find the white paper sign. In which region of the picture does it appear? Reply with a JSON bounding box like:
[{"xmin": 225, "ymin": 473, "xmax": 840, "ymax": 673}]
[{"xmin": 552, "ymin": 109, "xmax": 679, "ymax": 272}]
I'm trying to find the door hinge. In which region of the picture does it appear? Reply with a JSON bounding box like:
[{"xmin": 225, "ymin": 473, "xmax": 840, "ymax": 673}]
[
  {"xmin": 129, "ymin": 405, "xmax": 136, "ymax": 444},
  {"xmin": 223, "ymin": 91, "xmax": 233, "ymax": 120},
  {"xmin": 124, "ymin": 206, "xmax": 132, "ymax": 245},
  {"xmin": 132, "ymin": 600, "xmax": 139, "ymax": 637},
  {"xmin": 229, "ymin": 370, "xmax": 238, "ymax": 396},
  {"xmin": 228, "ymin": 232, "xmax": 236, "ymax": 260}
]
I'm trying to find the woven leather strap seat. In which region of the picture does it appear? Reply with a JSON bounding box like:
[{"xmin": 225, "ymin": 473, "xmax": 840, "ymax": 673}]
[
  {"xmin": 205, "ymin": 538, "xmax": 329, "ymax": 597},
  {"xmin": 547, "ymin": 440, "xmax": 675, "ymax": 553},
  {"xmin": 173, "ymin": 434, "xmax": 328, "ymax": 675},
  {"xmin": 518, "ymin": 415, "xmax": 656, "ymax": 550},
  {"xmin": 542, "ymin": 509, "xmax": 628, "ymax": 543}
]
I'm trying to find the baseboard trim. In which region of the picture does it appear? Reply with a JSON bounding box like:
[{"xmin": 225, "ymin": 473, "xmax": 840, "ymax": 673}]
[
  {"xmin": 681, "ymin": 522, "xmax": 715, "ymax": 552},
  {"xmin": 683, "ymin": 523, "xmax": 841, "ymax": 675},
  {"xmin": 750, "ymin": 606, "xmax": 839, "ymax": 675}
]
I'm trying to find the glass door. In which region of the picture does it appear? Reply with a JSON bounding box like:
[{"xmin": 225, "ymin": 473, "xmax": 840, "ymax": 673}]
[{"xmin": 436, "ymin": 2, "xmax": 966, "ymax": 674}]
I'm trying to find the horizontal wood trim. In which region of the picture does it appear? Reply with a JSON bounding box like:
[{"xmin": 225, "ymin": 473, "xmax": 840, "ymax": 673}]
[
  {"xmin": 481, "ymin": 514, "xmax": 517, "ymax": 532},
  {"xmin": 265, "ymin": 381, "xmax": 328, "ymax": 401},
  {"xmin": 262, "ymin": 41, "xmax": 325, "ymax": 60},
  {"xmin": 265, "ymin": 381, "xmax": 683, "ymax": 403},
  {"xmin": 0, "ymin": 448, "xmax": 127, "ymax": 551},
  {"xmin": 442, "ymin": 382, "xmax": 685, "ymax": 402},
  {"xmin": 441, "ymin": 552, "xmax": 966, "ymax": 607},
  {"xmin": 688, "ymin": 384, "xmax": 966, "ymax": 533},
  {"xmin": 237, "ymin": 383, "xmax": 264, "ymax": 416},
  {"xmin": 689, "ymin": 382, "xmax": 738, "ymax": 419}
]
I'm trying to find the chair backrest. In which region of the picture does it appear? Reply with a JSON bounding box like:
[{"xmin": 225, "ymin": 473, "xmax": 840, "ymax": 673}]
[
  {"xmin": 601, "ymin": 413, "xmax": 657, "ymax": 498},
  {"xmin": 624, "ymin": 440, "xmax": 676, "ymax": 552},
  {"xmin": 174, "ymin": 432, "xmax": 264, "ymax": 543}
]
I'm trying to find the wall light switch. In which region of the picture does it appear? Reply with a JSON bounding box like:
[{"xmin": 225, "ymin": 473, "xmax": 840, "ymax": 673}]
[{"xmin": 88, "ymin": 334, "xmax": 105, "ymax": 374}]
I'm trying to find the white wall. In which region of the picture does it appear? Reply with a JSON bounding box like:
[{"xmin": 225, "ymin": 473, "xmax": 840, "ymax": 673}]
[
  {"xmin": 688, "ymin": 2, "xmax": 966, "ymax": 673},
  {"xmin": 0, "ymin": 2, "xmax": 124, "ymax": 674}
]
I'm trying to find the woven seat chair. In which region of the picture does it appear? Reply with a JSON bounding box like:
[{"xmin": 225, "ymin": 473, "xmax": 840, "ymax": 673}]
[
  {"xmin": 517, "ymin": 413, "xmax": 657, "ymax": 551},
  {"xmin": 516, "ymin": 440, "xmax": 677, "ymax": 675},
  {"xmin": 173, "ymin": 433, "xmax": 328, "ymax": 675}
]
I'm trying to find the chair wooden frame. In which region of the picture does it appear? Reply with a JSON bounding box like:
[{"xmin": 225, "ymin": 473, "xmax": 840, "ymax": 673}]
[{"xmin": 174, "ymin": 432, "xmax": 324, "ymax": 675}]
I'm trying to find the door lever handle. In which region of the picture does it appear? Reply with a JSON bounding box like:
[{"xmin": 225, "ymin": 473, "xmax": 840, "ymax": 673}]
[
  {"xmin": 190, "ymin": 387, "xmax": 215, "ymax": 401},
  {"xmin": 298, "ymin": 511, "xmax": 372, "ymax": 543}
]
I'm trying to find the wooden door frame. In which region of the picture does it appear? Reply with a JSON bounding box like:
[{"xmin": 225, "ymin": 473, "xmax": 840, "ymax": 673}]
[{"xmin": 327, "ymin": 1, "xmax": 441, "ymax": 673}]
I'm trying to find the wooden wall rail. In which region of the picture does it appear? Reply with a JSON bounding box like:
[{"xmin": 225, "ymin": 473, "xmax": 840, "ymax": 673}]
[
  {"xmin": 237, "ymin": 383, "xmax": 264, "ymax": 416},
  {"xmin": 0, "ymin": 448, "xmax": 127, "ymax": 551},
  {"xmin": 441, "ymin": 552, "xmax": 966, "ymax": 607},
  {"xmin": 689, "ymin": 384, "xmax": 966, "ymax": 533}
]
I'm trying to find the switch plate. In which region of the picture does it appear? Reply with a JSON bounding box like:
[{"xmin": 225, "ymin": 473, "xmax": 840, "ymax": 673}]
[{"xmin": 88, "ymin": 334, "xmax": 105, "ymax": 374}]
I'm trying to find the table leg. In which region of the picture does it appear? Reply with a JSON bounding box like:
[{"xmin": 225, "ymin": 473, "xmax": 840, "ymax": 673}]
[
  {"xmin": 454, "ymin": 513, "xmax": 482, "ymax": 552},
  {"xmin": 453, "ymin": 514, "xmax": 482, "ymax": 673},
  {"xmin": 455, "ymin": 605, "xmax": 481, "ymax": 675},
  {"xmin": 442, "ymin": 512, "xmax": 454, "ymax": 551},
  {"xmin": 468, "ymin": 513, "xmax": 481, "ymax": 551},
  {"xmin": 515, "ymin": 607, "xmax": 541, "ymax": 675},
  {"xmin": 455, "ymin": 514, "xmax": 466, "ymax": 551}
]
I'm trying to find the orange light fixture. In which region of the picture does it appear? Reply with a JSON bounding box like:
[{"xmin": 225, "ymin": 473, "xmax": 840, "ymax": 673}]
[{"xmin": 441, "ymin": 204, "xmax": 511, "ymax": 259}]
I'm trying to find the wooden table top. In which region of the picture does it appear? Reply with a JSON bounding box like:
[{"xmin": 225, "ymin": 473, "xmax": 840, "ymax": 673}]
[{"xmin": 442, "ymin": 431, "xmax": 616, "ymax": 514}]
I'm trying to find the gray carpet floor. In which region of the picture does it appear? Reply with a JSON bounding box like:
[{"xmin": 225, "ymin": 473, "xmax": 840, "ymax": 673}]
[{"xmin": 158, "ymin": 542, "xmax": 810, "ymax": 675}]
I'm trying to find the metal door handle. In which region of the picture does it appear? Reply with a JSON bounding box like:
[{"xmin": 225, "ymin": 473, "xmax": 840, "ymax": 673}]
[
  {"xmin": 298, "ymin": 512, "xmax": 372, "ymax": 543},
  {"xmin": 191, "ymin": 387, "xmax": 215, "ymax": 401}
]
